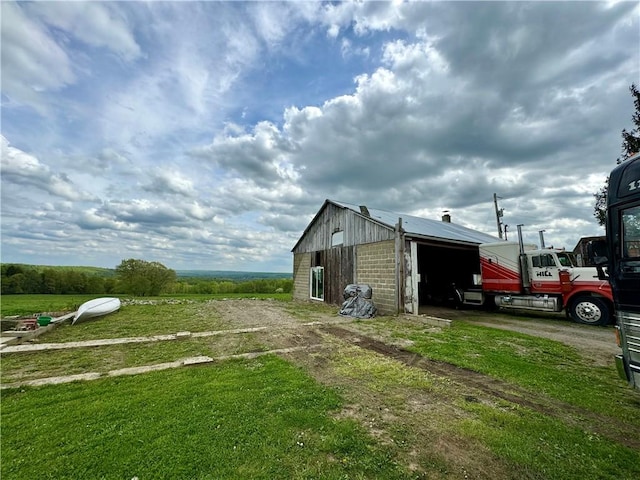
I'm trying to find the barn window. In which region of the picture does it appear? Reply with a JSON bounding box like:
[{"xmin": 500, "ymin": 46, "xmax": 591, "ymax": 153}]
[
  {"xmin": 310, "ymin": 266, "xmax": 324, "ymax": 300},
  {"xmin": 331, "ymin": 230, "xmax": 344, "ymax": 246}
]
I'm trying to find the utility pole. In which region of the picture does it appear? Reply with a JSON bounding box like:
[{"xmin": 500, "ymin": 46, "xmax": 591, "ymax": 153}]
[{"xmin": 493, "ymin": 193, "xmax": 504, "ymax": 239}]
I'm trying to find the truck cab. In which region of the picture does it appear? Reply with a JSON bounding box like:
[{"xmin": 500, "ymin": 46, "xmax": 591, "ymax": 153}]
[
  {"xmin": 478, "ymin": 240, "xmax": 614, "ymax": 325},
  {"xmin": 603, "ymin": 153, "xmax": 640, "ymax": 388}
]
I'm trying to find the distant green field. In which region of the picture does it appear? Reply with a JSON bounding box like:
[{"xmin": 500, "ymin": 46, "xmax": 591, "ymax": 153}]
[
  {"xmin": 0, "ymin": 294, "xmax": 97, "ymax": 317},
  {"xmin": 1, "ymin": 263, "xmax": 291, "ymax": 280},
  {"xmin": 176, "ymin": 270, "xmax": 292, "ymax": 280},
  {"xmin": 1, "ymin": 263, "xmax": 292, "ymax": 297},
  {"xmin": 0, "ymin": 293, "xmax": 292, "ymax": 318}
]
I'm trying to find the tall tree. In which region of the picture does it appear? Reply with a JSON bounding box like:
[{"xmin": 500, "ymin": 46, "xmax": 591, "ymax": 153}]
[
  {"xmin": 594, "ymin": 84, "xmax": 640, "ymax": 225},
  {"xmin": 115, "ymin": 259, "xmax": 176, "ymax": 296}
]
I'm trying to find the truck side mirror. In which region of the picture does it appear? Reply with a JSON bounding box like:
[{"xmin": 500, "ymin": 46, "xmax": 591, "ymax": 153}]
[
  {"xmin": 586, "ymin": 240, "xmax": 609, "ymax": 280},
  {"xmin": 593, "ymin": 256, "xmax": 608, "ymax": 266},
  {"xmin": 586, "ymin": 240, "xmax": 608, "ymax": 266}
]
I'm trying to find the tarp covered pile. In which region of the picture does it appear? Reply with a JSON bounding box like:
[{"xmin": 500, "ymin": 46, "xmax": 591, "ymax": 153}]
[{"xmin": 339, "ymin": 284, "xmax": 377, "ymax": 318}]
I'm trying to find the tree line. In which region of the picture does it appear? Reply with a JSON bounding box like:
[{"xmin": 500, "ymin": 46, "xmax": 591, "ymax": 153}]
[
  {"xmin": 1, "ymin": 260, "xmax": 292, "ymax": 296},
  {"xmin": 594, "ymin": 84, "xmax": 640, "ymax": 223},
  {"xmin": 1, "ymin": 264, "xmax": 116, "ymax": 295},
  {"xmin": 168, "ymin": 277, "xmax": 292, "ymax": 295}
]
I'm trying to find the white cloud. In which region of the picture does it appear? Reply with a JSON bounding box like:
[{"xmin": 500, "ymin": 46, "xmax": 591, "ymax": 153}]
[
  {"xmin": 185, "ymin": 202, "xmax": 220, "ymax": 222},
  {"xmin": 144, "ymin": 168, "xmax": 196, "ymax": 197},
  {"xmin": 382, "ymin": 38, "xmax": 448, "ymax": 77},
  {"xmin": 1, "ymin": 136, "xmax": 93, "ymax": 202},
  {"xmin": 0, "ymin": 2, "xmax": 76, "ymax": 110},
  {"xmin": 28, "ymin": 1, "xmax": 142, "ymax": 61},
  {"xmin": 192, "ymin": 121, "xmax": 296, "ymax": 187},
  {"xmin": 340, "ymin": 38, "xmax": 370, "ymax": 60},
  {"xmin": 1, "ymin": 1, "xmax": 637, "ymax": 271}
]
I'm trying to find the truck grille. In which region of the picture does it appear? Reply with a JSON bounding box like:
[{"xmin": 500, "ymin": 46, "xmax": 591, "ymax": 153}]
[{"xmin": 619, "ymin": 311, "xmax": 640, "ymax": 364}]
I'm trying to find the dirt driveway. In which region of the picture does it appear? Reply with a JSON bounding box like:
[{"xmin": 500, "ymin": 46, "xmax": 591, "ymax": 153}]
[
  {"xmin": 211, "ymin": 299, "xmax": 618, "ymax": 365},
  {"xmin": 197, "ymin": 299, "xmax": 638, "ymax": 478},
  {"xmin": 3, "ymin": 298, "xmax": 636, "ymax": 478}
]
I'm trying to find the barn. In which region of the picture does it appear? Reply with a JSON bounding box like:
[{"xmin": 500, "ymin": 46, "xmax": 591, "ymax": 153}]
[
  {"xmin": 572, "ymin": 236, "xmax": 606, "ymax": 267},
  {"xmin": 291, "ymin": 200, "xmax": 499, "ymax": 315}
]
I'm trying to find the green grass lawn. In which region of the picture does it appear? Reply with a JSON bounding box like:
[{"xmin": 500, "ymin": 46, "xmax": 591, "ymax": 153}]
[
  {"xmin": 1, "ymin": 294, "xmax": 292, "ymax": 341},
  {"xmin": 40, "ymin": 302, "xmax": 230, "ymax": 341},
  {"xmin": 348, "ymin": 318, "xmax": 640, "ymax": 479},
  {"xmin": 333, "ymin": 319, "xmax": 640, "ymax": 480},
  {"xmin": 1, "ymin": 355, "xmax": 407, "ymax": 480},
  {"xmin": 458, "ymin": 402, "xmax": 640, "ymax": 480},
  {"xmin": 404, "ymin": 322, "xmax": 640, "ymax": 418},
  {"xmin": 326, "ymin": 336, "xmax": 640, "ymax": 480},
  {"xmin": 0, "ymin": 297, "xmax": 304, "ymax": 383},
  {"xmin": 0, "ymin": 294, "xmax": 100, "ymax": 317},
  {"xmin": 0, "ymin": 333, "xmax": 268, "ymax": 384},
  {"xmin": 357, "ymin": 318, "xmax": 640, "ymax": 421},
  {"xmin": 0, "ymin": 293, "xmax": 291, "ymax": 318},
  {"xmin": 2, "ymin": 297, "xmax": 640, "ymax": 479}
]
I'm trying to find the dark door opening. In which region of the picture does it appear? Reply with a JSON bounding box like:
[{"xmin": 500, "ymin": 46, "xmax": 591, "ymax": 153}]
[{"xmin": 416, "ymin": 243, "xmax": 481, "ymax": 306}]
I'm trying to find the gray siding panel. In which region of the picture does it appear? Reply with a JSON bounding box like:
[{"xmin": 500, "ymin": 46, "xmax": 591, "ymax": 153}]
[
  {"xmin": 293, "ymin": 203, "xmax": 394, "ymax": 254},
  {"xmin": 310, "ymin": 245, "xmax": 355, "ymax": 306},
  {"xmin": 333, "ymin": 200, "xmax": 499, "ymax": 245}
]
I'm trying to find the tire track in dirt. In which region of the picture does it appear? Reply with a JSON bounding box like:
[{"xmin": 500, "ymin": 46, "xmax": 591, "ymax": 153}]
[
  {"xmin": 320, "ymin": 324, "xmax": 640, "ymax": 451},
  {"xmin": 197, "ymin": 300, "xmax": 640, "ymax": 450}
]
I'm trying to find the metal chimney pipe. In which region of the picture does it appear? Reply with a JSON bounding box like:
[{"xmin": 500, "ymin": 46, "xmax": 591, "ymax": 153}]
[
  {"xmin": 517, "ymin": 224, "xmax": 525, "ymax": 254},
  {"xmin": 539, "ymin": 230, "xmax": 546, "ymax": 249},
  {"xmin": 517, "ymin": 224, "xmax": 530, "ymax": 292},
  {"xmin": 494, "ymin": 193, "xmax": 504, "ymax": 239}
]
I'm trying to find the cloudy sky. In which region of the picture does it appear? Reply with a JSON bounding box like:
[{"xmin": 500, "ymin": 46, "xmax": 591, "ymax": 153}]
[{"xmin": 1, "ymin": 1, "xmax": 638, "ymax": 273}]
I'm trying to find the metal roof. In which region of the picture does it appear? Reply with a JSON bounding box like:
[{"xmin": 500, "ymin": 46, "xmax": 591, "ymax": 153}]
[{"xmin": 332, "ymin": 200, "xmax": 499, "ymax": 245}]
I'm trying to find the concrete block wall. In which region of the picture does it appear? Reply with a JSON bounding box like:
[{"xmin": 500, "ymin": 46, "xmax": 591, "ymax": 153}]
[
  {"xmin": 356, "ymin": 240, "xmax": 397, "ymax": 315},
  {"xmin": 292, "ymin": 252, "xmax": 311, "ymax": 301}
]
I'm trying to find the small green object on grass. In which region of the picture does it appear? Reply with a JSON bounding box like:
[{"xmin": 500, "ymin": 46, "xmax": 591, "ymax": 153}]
[{"xmin": 37, "ymin": 316, "xmax": 52, "ymax": 327}]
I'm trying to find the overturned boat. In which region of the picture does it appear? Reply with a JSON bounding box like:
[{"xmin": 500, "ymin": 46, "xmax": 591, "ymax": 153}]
[{"xmin": 73, "ymin": 297, "xmax": 121, "ymax": 325}]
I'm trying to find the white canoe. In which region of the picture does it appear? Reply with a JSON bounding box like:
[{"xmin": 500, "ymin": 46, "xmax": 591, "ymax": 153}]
[{"xmin": 73, "ymin": 297, "xmax": 121, "ymax": 325}]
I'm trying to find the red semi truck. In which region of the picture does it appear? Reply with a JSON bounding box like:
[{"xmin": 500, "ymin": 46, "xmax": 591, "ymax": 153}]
[{"xmin": 455, "ymin": 226, "xmax": 614, "ymax": 326}]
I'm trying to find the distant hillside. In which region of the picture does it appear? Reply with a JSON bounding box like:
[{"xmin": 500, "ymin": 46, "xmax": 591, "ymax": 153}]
[
  {"xmin": 1, "ymin": 264, "xmax": 291, "ymax": 281},
  {"xmin": 176, "ymin": 270, "xmax": 292, "ymax": 280},
  {"xmin": 1, "ymin": 264, "xmax": 116, "ymax": 277}
]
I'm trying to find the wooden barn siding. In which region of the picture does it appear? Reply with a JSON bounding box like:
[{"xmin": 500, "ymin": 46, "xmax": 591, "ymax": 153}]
[
  {"xmin": 311, "ymin": 246, "xmax": 355, "ymax": 306},
  {"xmin": 293, "ymin": 203, "xmax": 395, "ymax": 254}
]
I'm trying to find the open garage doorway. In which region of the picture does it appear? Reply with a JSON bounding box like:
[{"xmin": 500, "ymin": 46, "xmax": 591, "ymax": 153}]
[{"xmin": 416, "ymin": 242, "xmax": 481, "ymax": 310}]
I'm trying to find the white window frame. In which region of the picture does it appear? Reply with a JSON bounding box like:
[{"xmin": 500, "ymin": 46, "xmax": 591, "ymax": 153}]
[{"xmin": 310, "ymin": 266, "xmax": 324, "ymax": 301}]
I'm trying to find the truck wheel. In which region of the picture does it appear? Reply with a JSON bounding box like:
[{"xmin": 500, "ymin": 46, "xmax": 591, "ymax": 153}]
[
  {"xmin": 483, "ymin": 295, "xmax": 497, "ymax": 311},
  {"xmin": 569, "ymin": 296, "xmax": 611, "ymax": 326}
]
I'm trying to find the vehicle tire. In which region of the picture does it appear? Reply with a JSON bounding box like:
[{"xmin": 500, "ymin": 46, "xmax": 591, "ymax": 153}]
[
  {"xmin": 449, "ymin": 285, "xmax": 464, "ymax": 309},
  {"xmin": 569, "ymin": 296, "xmax": 611, "ymax": 326},
  {"xmin": 483, "ymin": 295, "xmax": 497, "ymax": 311}
]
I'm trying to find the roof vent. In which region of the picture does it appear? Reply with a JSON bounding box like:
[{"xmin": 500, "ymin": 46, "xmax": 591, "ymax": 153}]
[
  {"xmin": 359, "ymin": 205, "xmax": 370, "ymax": 217},
  {"xmin": 442, "ymin": 211, "xmax": 451, "ymax": 223}
]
